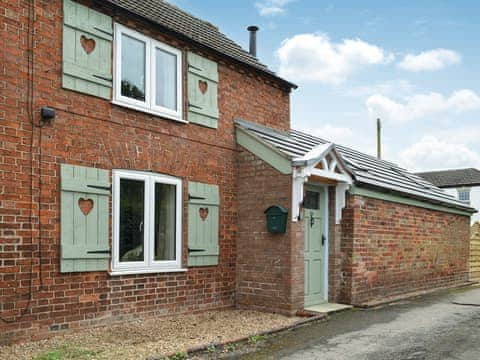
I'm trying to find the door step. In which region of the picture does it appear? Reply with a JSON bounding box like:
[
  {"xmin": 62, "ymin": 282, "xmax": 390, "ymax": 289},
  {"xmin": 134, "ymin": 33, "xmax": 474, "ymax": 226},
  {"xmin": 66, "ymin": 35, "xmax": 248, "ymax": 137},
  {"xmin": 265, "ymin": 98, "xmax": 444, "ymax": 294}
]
[{"xmin": 305, "ymin": 303, "xmax": 353, "ymax": 314}]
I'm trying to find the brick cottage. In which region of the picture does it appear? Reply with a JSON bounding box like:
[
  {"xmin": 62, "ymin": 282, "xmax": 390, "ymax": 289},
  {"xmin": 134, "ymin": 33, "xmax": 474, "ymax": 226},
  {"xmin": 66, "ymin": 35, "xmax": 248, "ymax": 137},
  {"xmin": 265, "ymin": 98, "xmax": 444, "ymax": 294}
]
[{"xmin": 0, "ymin": 0, "xmax": 475, "ymax": 344}]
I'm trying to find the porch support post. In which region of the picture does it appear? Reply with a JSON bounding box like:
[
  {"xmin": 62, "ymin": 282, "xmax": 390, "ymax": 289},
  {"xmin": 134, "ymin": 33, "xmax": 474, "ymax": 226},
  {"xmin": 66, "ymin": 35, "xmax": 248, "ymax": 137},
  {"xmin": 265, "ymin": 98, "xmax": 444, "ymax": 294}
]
[
  {"xmin": 292, "ymin": 167, "xmax": 308, "ymax": 222},
  {"xmin": 335, "ymin": 183, "xmax": 350, "ymax": 224}
]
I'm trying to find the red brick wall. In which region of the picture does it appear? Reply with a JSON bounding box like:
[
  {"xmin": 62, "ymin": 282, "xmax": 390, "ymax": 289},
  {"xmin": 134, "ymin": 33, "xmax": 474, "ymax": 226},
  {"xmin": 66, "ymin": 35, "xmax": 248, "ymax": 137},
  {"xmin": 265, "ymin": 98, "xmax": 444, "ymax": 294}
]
[
  {"xmin": 339, "ymin": 195, "xmax": 355, "ymax": 304},
  {"xmin": 0, "ymin": 0, "xmax": 291, "ymax": 343},
  {"xmin": 236, "ymin": 150, "xmax": 304, "ymax": 315},
  {"xmin": 340, "ymin": 194, "xmax": 471, "ymax": 305},
  {"xmin": 327, "ymin": 186, "xmax": 344, "ymax": 303}
]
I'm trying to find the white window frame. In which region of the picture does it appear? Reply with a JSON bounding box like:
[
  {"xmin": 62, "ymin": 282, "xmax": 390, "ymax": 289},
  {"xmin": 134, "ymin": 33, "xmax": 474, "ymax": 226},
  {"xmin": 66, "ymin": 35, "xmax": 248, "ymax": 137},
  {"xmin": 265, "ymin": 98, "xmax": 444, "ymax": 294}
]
[
  {"xmin": 458, "ymin": 187, "xmax": 471, "ymax": 204},
  {"xmin": 111, "ymin": 170, "xmax": 184, "ymax": 275},
  {"xmin": 113, "ymin": 24, "xmax": 184, "ymax": 123}
]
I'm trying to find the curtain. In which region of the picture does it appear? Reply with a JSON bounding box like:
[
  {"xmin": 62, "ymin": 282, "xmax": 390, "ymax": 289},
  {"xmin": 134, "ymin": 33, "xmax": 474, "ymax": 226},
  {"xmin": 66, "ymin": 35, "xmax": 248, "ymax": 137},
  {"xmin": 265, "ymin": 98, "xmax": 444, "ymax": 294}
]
[
  {"xmin": 155, "ymin": 183, "xmax": 176, "ymax": 261},
  {"xmin": 155, "ymin": 48, "xmax": 177, "ymax": 110}
]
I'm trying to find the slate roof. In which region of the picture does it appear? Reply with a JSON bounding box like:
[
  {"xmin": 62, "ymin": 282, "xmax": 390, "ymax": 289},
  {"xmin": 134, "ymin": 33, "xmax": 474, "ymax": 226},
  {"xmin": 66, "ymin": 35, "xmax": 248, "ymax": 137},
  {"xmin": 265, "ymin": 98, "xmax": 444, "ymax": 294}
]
[
  {"xmin": 416, "ymin": 168, "xmax": 480, "ymax": 188},
  {"xmin": 235, "ymin": 119, "xmax": 475, "ymax": 212},
  {"xmin": 102, "ymin": 0, "xmax": 296, "ymax": 88}
]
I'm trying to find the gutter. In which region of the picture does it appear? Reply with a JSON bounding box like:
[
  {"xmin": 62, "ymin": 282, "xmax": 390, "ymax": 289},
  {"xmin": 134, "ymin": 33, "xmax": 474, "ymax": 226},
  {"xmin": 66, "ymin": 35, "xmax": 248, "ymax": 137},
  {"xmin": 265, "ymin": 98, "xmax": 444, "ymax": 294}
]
[
  {"xmin": 438, "ymin": 183, "xmax": 480, "ymax": 189},
  {"xmin": 353, "ymin": 182, "xmax": 477, "ymax": 215}
]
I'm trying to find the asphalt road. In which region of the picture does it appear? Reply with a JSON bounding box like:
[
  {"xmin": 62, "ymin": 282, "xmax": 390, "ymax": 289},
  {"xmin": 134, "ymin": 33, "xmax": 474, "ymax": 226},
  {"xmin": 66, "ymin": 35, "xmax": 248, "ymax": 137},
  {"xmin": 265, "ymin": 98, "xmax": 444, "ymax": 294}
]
[{"xmin": 239, "ymin": 286, "xmax": 480, "ymax": 360}]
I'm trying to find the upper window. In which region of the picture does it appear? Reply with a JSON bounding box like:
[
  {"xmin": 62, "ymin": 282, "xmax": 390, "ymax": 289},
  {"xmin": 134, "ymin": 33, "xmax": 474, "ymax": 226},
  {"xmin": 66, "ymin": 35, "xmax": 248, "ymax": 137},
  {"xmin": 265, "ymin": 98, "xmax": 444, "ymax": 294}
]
[
  {"xmin": 112, "ymin": 170, "xmax": 183, "ymax": 274},
  {"xmin": 114, "ymin": 24, "xmax": 183, "ymax": 121},
  {"xmin": 458, "ymin": 188, "xmax": 471, "ymax": 204}
]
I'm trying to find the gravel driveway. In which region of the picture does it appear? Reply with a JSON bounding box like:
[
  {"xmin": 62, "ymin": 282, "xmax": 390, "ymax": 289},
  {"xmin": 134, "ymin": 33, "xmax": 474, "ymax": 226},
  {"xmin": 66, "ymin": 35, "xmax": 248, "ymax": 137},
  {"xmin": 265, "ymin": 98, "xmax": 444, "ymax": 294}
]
[{"xmin": 0, "ymin": 310, "xmax": 300, "ymax": 359}]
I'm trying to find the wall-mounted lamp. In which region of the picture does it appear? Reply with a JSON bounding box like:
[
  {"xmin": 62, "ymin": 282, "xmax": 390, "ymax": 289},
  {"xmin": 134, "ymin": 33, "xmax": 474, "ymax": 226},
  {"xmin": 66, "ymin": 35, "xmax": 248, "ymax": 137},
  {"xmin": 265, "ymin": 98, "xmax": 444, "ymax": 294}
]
[{"xmin": 40, "ymin": 106, "xmax": 55, "ymax": 125}]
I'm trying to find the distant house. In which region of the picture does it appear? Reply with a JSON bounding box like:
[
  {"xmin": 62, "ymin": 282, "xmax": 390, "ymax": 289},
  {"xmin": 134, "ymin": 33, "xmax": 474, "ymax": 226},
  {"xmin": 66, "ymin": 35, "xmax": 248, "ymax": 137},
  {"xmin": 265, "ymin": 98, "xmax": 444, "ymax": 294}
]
[{"xmin": 417, "ymin": 168, "xmax": 480, "ymax": 223}]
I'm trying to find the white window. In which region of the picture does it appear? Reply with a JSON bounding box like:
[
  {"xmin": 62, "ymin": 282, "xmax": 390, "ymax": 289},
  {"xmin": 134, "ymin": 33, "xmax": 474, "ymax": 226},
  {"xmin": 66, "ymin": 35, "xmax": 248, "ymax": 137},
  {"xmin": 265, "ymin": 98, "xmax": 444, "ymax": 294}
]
[
  {"xmin": 112, "ymin": 170, "xmax": 183, "ymax": 275},
  {"xmin": 458, "ymin": 188, "xmax": 471, "ymax": 204},
  {"xmin": 113, "ymin": 24, "xmax": 183, "ymax": 122}
]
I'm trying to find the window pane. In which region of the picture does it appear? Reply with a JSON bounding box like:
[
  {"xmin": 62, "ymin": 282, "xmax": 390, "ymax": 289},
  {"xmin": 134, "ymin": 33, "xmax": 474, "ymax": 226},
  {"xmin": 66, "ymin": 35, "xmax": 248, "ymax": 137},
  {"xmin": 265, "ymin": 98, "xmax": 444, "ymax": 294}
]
[
  {"xmin": 155, "ymin": 48, "xmax": 177, "ymax": 111},
  {"xmin": 154, "ymin": 183, "xmax": 176, "ymax": 261},
  {"xmin": 304, "ymin": 191, "xmax": 320, "ymax": 210},
  {"xmin": 458, "ymin": 189, "xmax": 470, "ymax": 203},
  {"xmin": 121, "ymin": 34, "xmax": 146, "ymax": 101},
  {"xmin": 119, "ymin": 179, "xmax": 145, "ymax": 262}
]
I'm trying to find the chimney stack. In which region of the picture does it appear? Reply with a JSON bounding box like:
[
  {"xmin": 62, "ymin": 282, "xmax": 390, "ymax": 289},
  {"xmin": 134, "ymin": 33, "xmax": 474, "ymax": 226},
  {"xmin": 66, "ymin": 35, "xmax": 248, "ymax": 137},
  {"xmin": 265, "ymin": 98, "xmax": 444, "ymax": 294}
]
[{"xmin": 247, "ymin": 26, "xmax": 259, "ymax": 57}]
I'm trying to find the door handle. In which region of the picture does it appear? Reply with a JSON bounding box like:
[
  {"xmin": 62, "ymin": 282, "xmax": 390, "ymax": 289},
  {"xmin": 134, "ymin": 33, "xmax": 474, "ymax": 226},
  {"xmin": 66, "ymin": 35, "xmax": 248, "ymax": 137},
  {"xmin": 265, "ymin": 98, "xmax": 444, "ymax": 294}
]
[
  {"xmin": 310, "ymin": 212, "xmax": 315, "ymax": 227},
  {"xmin": 322, "ymin": 234, "xmax": 326, "ymax": 246}
]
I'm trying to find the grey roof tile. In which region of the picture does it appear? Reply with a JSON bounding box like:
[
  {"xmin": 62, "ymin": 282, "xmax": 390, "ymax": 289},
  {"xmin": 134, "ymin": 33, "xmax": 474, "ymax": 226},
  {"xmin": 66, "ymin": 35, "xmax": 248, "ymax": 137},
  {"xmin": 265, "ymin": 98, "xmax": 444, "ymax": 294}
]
[
  {"xmin": 103, "ymin": 0, "xmax": 296, "ymax": 88},
  {"xmin": 416, "ymin": 168, "xmax": 480, "ymax": 188},
  {"xmin": 235, "ymin": 119, "xmax": 475, "ymax": 212}
]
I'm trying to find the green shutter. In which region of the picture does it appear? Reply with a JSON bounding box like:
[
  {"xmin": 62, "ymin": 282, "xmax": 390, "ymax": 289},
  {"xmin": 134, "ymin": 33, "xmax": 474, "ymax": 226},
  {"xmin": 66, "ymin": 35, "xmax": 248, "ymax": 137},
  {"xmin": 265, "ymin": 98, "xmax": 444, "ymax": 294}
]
[
  {"xmin": 60, "ymin": 164, "xmax": 111, "ymax": 273},
  {"xmin": 187, "ymin": 52, "xmax": 219, "ymax": 129},
  {"xmin": 187, "ymin": 182, "xmax": 220, "ymax": 266},
  {"xmin": 62, "ymin": 0, "xmax": 113, "ymax": 99}
]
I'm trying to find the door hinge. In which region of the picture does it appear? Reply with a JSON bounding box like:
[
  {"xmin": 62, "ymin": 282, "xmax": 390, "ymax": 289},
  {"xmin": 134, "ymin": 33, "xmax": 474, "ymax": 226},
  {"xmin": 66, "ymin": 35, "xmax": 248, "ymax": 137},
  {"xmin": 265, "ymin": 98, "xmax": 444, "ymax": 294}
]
[
  {"xmin": 87, "ymin": 249, "xmax": 111, "ymax": 254},
  {"xmin": 188, "ymin": 102, "xmax": 203, "ymax": 110},
  {"xmin": 93, "ymin": 26, "xmax": 113, "ymax": 36},
  {"xmin": 87, "ymin": 184, "xmax": 112, "ymax": 192},
  {"xmin": 188, "ymin": 64, "xmax": 203, "ymax": 72},
  {"xmin": 188, "ymin": 248, "xmax": 205, "ymax": 253},
  {"xmin": 92, "ymin": 74, "xmax": 113, "ymax": 82},
  {"xmin": 189, "ymin": 194, "xmax": 206, "ymax": 201}
]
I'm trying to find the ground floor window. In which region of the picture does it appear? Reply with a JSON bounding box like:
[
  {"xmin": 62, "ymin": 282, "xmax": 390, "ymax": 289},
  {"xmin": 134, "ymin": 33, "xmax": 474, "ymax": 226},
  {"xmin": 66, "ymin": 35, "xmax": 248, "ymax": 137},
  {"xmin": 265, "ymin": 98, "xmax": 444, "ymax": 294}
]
[{"xmin": 112, "ymin": 170, "xmax": 182, "ymax": 274}]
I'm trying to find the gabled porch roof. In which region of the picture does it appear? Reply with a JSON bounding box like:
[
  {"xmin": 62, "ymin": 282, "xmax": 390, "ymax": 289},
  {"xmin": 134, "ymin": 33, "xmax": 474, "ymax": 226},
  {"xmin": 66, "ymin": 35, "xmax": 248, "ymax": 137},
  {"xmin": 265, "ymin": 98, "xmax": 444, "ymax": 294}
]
[{"xmin": 235, "ymin": 119, "xmax": 476, "ymax": 214}]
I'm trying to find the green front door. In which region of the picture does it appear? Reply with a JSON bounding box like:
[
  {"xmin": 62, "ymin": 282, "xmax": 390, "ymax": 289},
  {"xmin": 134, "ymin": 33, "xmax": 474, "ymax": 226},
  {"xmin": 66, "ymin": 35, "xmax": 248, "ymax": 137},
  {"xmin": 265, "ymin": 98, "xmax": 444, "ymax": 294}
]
[{"xmin": 304, "ymin": 186, "xmax": 326, "ymax": 307}]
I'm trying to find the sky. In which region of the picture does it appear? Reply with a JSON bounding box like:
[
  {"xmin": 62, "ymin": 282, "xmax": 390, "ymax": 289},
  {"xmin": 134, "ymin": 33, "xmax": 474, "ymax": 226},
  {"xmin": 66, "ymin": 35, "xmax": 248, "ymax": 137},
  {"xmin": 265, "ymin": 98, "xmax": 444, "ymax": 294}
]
[{"xmin": 169, "ymin": 0, "xmax": 480, "ymax": 172}]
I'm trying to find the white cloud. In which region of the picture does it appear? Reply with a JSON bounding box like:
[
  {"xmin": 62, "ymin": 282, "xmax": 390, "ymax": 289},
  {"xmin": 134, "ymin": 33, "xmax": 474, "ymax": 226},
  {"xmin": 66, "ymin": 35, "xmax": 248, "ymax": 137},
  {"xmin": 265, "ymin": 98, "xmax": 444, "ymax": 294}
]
[
  {"xmin": 255, "ymin": 0, "xmax": 294, "ymax": 16},
  {"xmin": 399, "ymin": 136, "xmax": 480, "ymax": 171},
  {"xmin": 366, "ymin": 89, "xmax": 480, "ymax": 123},
  {"xmin": 398, "ymin": 49, "xmax": 461, "ymax": 72},
  {"xmin": 304, "ymin": 124, "xmax": 354, "ymax": 144},
  {"xmin": 347, "ymin": 79, "xmax": 415, "ymax": 97},
  {"xmin": 276, "ymin": 33, "xmax": 393, "ymax": 84},
  {"xmin": 301, "ymin": 123, "xmax": 380, "ymax": 156},
  {"xmin": 433, "ymin": 125, "xmax": 480, "ymax": 145}
]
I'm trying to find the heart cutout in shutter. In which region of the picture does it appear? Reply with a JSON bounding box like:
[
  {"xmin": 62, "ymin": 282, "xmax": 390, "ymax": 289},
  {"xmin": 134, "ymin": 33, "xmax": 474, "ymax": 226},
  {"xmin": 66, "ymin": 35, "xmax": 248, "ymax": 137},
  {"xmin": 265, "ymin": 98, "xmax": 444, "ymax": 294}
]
[
  {"xmin": 199, "ymin": 207, "xmax": 209, "ymax": 221},
  {"xmin": 78, "ymin": 198, "xmax": 94, "ymax": 216},
  {"xmin": 198, "ymin": 80, "xmax": 208, "ymax": 94},
  {"xmin": 80, "ymin": 35, "xmax": 96, "ymax": 55}
]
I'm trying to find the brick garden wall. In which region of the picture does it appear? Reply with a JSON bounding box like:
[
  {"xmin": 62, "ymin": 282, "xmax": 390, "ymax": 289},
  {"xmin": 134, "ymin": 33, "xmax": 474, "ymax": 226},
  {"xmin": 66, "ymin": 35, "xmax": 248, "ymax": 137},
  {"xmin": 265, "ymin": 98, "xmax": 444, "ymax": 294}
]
[
  {"xmin": 0, "ymin": 0, "xmax": 291, "ymax": 343},
  {"xmin": 327, "ymin": 186, "xmax": 344, "ymax": 303},
  {"xmin": 340, "ymin": 194, "xmax": 471, "ymax": 306},
  {"xmin": 236, "ymin": 150, "xmax": 304, "ymax": 315}
]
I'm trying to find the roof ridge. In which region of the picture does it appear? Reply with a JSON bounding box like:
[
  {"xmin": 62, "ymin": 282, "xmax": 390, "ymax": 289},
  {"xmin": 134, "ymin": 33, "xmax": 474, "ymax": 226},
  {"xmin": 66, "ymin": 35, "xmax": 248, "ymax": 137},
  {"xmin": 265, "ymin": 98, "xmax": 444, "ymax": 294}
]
[
  {"xmin": 157, "ymin": 0, "xmax": 220, "ymax": 31},
  {"xmin": 417, "ymin": 167, "xmax": 480, "ymax": 174}
]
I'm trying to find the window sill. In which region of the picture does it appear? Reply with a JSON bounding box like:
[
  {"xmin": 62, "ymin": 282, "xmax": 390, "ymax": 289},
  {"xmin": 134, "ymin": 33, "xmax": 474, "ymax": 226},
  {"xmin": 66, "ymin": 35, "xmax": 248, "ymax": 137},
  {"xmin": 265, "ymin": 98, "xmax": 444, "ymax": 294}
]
[
  {"xmin": 109, "ymin": 268, "xmax": 188, "ymax": 276},
  {"xmin": 112, "ymin": 99, "xmax": 188, "ymax": 124}
]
